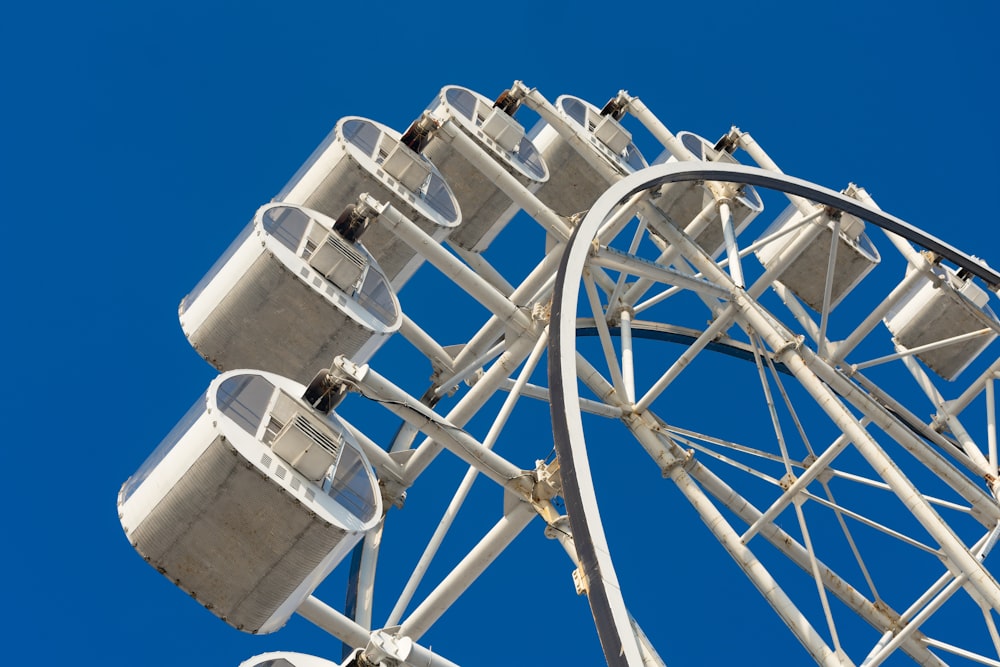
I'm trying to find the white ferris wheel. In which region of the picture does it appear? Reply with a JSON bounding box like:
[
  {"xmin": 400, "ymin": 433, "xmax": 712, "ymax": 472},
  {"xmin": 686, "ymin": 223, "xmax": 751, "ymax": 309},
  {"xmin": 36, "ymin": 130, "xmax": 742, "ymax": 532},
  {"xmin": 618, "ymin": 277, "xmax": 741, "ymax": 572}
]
[{"xmin": 118, "ymin": 81, "xmax": 1000, "ymax": 667}]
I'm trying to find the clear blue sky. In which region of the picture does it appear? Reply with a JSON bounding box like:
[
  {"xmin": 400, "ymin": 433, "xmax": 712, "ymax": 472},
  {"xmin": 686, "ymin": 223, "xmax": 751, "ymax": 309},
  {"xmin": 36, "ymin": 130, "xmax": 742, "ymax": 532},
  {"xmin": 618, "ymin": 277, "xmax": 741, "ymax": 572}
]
[{"xmin": 3, "ymin": 2, "xmax": 999, "ymax": 665}]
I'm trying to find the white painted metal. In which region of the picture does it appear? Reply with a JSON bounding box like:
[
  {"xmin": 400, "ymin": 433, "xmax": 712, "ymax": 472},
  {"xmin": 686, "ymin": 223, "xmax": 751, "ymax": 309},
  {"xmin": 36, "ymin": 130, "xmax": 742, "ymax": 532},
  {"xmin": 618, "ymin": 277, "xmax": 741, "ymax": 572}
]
[
  {"xmin": 125, "ymin": 82, "xmax": 1000, "ymax": 667},
  {"xmin": 386, "ymin": 329, "xmax": 549, "ymax": 627},
  {"xmin": 719, "ymin": 199, "xmax": 745, "ymax": 287},
  {"xmin": 296, "ymin": 597, "xmax": 462, "ymax": 667},
  {"xmin": 989, "ymin": 376, "xmax": 998, "ymax": 473},
  {"xmin": 397, "ymin": 502, "xmax": 537, "ymax": 641},
  {"xmin": 619, "ymin": 307, "xmax": 636, "ymax": 404},
  {"xmin": 550, "ymin": 160, "xmax": 1000, "ymax": 666}
]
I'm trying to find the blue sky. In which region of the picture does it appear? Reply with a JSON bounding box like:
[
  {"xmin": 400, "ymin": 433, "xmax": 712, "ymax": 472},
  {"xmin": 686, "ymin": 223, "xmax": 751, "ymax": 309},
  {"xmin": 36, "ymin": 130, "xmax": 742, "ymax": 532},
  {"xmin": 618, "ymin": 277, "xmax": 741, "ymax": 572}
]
[{"xmin": 4, "ymin": 2, "xmax": 1000, "ymax": 666}]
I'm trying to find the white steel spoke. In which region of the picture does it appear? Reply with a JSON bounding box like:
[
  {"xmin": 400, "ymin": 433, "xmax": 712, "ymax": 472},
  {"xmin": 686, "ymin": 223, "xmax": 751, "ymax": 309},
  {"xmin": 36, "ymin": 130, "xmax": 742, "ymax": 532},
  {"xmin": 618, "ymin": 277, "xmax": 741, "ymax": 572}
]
[
  {"xmin": 447, "ymin": 242, "xmax": 515, "ymax": 296},
  {"xmin": 800, "ymin": 490, "xmax": 942, "ymax": 555},
  {"xmin": 631, "ymin": 392, "xmax": 847, "ymax": 664},
  {"xmin": 497, "ymin": 379, "xmax": 624, "ymax": 418},
  {"xmin": 901, "ymin": 353, "xmax": 993, "ymax": 474},
  {"xmin": 297, "ymin": 597, "xmax": 462, "ymax": 667},
  {"xmin": 590, "ymin": 245, "xmax": 729, "ymax": 299},
  {"xmin": 668, "ymin": 466, "xmax": 846, "ymax": 666},
  {"xmin": 432, "ymin": 340, "xmax": 506, "ymax": 399},
  {"xmin": 681, "ymin": 438, "xmax": 786, "ymax": 486},
  {"xmin": 663, "ymin": 423, "xmax": 806, "ymax": 467},
  {"xmin": 394, "ymin": 331, "xmax": 545, "ymax": 485},
  {"xmin": 741, "ymin": 431, "xmax": 854, "ymax": 544},
  {"xmin": 633, "ymin": 217, "xmax": 814, "ymax": 311},
  {"xmin": 848, "ymin": 369, "xmax": 994, "ymax": 482},
  {"xmin": 865, "ymin": 525, "xmax": 1000, "ymax": 667},
  {"xmin": 947, "ymin": 360, "xmax": 1000, "ymax": 417},
  {"xmin": 633, "ymin": 282, "xmax": 684, "ymax": 315},
  {"xmin": 748, "ymin": 330, "xmax": 843, "ymax": 652},
  {"xmin": 762, "ymin": 338, "xmax": 883, "ymax": 601},
  {"xmin": 733, "ymin": 207, "xmax": 826, "ymax": 259},
  {"xmin": 634, "ymin": 304, "xmax": 739, "ymax": 413},
  {"xmin": 830, "ymin": 266, "xmax": 930, "ymax": 365},
  {"xmin": 690, "ymin": 456, "xmax": 944, "ymax": 664},
  {"xmin": 980, "ymin": 601, "xmax": 1000, "ymax": 660},
  {"xmin": 398, "ymin": 502, "xmax": 537, "ymax": 642},
  {"xmin": 591, "ymin": 262, "xmax": 619, "ymax": 297},
  {"xmin": 351, "ymin": 521, "xmax": 383, "ymax": 630},
  {"xmin": 773, "ymin": 281, "xmax": 824, "ymax": 347},
  {"xmin": 824, "ymin": 366, "xmax": 1000, "ymax": 521},
  {"xmin": 616, "ymin": 200, "xmax": 717, "ymax": 310},
  {"xmin": 852, "ymin": 329, "xmax": 995, "ymax": 371},
  {"xmin": 919, "ymin": 638, "xmax": 1000, "ymax": 666},
  {"xmin": 596, "ymin": 189, "xmax": 649, "ymax": 248},
  {"xmin": 583, "ymin": 269, "xmax": 629, "ymax": 403},
  {"xmin": 818, "ymin": 475, "xmax": 884, "ymax": 604},
  {"xmin": 827, "ymin": 469, "xmax": 973, "ymax": 514},
  {"xmin": 989, "ymin": 376, "xmax": 998, "ymax": 474},
  {"xmin": 650, "ymin": 197, "xmax": 1000, "ymax": 608},
  {"xmin": 386, "ymin": 329, "xmax": 549, "ymax": 626},
  {"xmin": 605, "ymin": 217, "xmax": 648, "ymax": 312},
  {"xmin": 816, "ymin": 216, "xmax": 841, "ymax": 360},
  {"xmin": 620, "ymin": 308, "xmax": 636, "ymax": 405},
  {"xmin": 748, "ymin": 331, "xmax": 795, "ymax": 476},
  {"xmin": 793, "ymin": 489, "xmax": 844, "ymax": 654},
  {"xmin": 719, "ymin": 199, "xmax": 745, "ymax": 288}
]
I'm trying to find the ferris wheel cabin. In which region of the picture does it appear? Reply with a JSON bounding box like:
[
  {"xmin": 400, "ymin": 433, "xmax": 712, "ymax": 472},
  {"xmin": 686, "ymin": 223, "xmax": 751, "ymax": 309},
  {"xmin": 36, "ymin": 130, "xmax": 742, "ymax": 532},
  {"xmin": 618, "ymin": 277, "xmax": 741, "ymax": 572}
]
[
  {"xmin": 118, "ymin": 370, "xmax": 382, "ymax": 634},
  {"xmin": 754, "ymin": 185, "xmax": 881, "ymax": 312},
  {"xmin": 419, "ymin": 85, "xmax": 549, "ymax": 253},
  {"xmin": 884, "ymin": 264, "xmax": 1000, "ymax": 380},
  {"xmin": 528, "ymin": 94, "xmax": 648, "ymax": 217},
  {"xmin": 650, "ymin": 131, "xmax": 764, "ymax": 259},
  {"xmin": 179, "ymin": 203, "xmax": 401, "ymax": 385},
  {"xmin": 277, "ymin": 117, "xmax": 461, "ymax": 288}
]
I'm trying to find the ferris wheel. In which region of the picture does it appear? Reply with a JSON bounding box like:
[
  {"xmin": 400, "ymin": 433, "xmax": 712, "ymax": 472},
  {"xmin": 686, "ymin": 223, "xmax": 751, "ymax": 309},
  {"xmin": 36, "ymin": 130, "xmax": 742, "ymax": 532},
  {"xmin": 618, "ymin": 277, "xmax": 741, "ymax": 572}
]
[{"xmin": 118, "ymin": 81, "xmax": 1000, "ymax": 666}]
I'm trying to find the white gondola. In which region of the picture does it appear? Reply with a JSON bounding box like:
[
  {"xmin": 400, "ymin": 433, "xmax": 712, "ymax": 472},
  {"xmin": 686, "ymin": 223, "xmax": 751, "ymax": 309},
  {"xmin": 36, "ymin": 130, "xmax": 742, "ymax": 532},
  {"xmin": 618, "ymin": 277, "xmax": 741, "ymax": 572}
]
[
  {"xmin": 179, "ymin": 203, "xmax": 401, "ymax": 385},
  {"xmin": 239, "ymin": 651, "xmax": 345, "ymax": 667},
  {"xmin": 528, "ymin": 94, "xmax": 648, "ymax": 217},
  {"xmin": 420, "ymin": 85, "xmax": 549, "ymax": 253},
  {"xmin": 754, "ymin": 186, "xmax": 881, "ymax": 312},
  {"xmin": 277, "ymin": 117, "xmax": 461, "ymax": 288},
  {"xmin": 884, "ymin": 264, "xmax": 1000, "ymax": 380},
  {"xmin": 118, "ymin": 370, "xmax": 383, "ymax": 634},
  {"xmin": 651, "ymin": 131, "xmax": 764, "ymax": 258}
]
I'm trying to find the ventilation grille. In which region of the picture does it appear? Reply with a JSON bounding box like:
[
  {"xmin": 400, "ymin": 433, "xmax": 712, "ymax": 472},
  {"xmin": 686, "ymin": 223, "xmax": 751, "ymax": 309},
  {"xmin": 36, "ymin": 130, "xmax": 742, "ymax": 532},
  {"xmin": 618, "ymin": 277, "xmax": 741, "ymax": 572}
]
[
  {"xmin": 309, "ymin": 233, "xmax": 367, "ymax": 292},
  {"xmin": 294, "ymin": 415, "xmax": 335, "ymax": 454},
  {"xmin": 325, "ymin": 234, "xmax": 366, "ymax": 271},
  {"xmin": 271, "ymin": 412, "xmax": 345, "ymax": 481}
]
